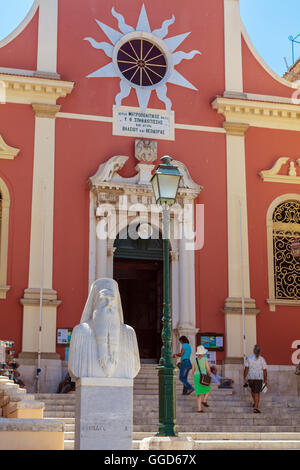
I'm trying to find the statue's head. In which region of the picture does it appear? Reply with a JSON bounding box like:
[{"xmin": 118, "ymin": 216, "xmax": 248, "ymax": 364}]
[{"xmin": 80, "ymin": 278, "xmax": 124, "ymax": 325}]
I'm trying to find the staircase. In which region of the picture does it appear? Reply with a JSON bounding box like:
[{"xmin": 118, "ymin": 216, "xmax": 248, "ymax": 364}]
[{"xmin": 35, "ymin": 364, "xmax": 300, "ymax": 450}]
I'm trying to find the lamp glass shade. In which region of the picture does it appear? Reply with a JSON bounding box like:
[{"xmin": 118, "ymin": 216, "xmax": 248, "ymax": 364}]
[{"xmin": 150, "ymin": 156, "xmax": 182, "ymax": 206}]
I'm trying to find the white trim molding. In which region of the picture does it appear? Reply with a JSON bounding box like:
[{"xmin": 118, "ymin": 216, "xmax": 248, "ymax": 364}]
[
  {"xmin": 0, "ymin": 178, "xmax": 11, "ymax": 299},
  {"xmin": 0, "ymin": 73, "xmax": 74, "ymax": 105},
  {"xmin": 0, "ymin": 0, "xmax": 39, "ymax": 50},
  {"xmin": 213, "ymin": 96, "xmax": 300, "ymax": 131},
  {"xmin": 224, "ymin": 0, "xmax": 243, "ymax": 93}
]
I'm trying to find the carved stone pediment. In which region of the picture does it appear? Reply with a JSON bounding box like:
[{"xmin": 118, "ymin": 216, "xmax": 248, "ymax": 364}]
[
  {"xmin": 0, "ymin": 135, "xmax": 20, "ymax": 160},
  {"xmin": 89, "ymin": 155, "xmax": 203, "ymax": 195},
  {"xmin": 259, "ymin": 157, "xmax": 300, "ymax": 184}
]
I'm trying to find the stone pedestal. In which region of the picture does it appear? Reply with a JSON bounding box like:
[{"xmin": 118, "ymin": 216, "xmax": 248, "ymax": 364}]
[
  {"xmin": 139, "ymin": 436, "xmax": 195, "ymax": 450},
  {"xmin": 75, "ymin": 377, "xmax": 133, "ymax": 450}
]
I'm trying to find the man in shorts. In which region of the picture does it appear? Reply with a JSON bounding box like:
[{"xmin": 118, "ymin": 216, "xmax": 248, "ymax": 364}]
[{"xmin": 244, "ymin": 345, "xmax": 267, "ymax": 413}]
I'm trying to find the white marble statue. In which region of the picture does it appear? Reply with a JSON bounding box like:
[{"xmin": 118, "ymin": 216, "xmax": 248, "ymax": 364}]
[{"xmin": 68, "ymin": 278, "xmax": 140, "ymax": 380}]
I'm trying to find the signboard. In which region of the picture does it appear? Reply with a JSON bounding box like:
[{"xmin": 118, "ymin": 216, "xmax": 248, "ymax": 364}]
[
  {"xmin": 113, "ymin": 106, "xmax": 175, "ymax": 141},
  {"xmin": 0, "ymin": 341, "xmax": 5, "ymax": 364},
  {"xmin": 197, "ymin": 333, "xmax": 224, "ymax": 352},
  {"xmin": 57, "ymin": 329, "xmax": 73, "ymax": 345},
  {"xmin": 205, "ymin": 351, "xmax": 216, "ymax": 365}
]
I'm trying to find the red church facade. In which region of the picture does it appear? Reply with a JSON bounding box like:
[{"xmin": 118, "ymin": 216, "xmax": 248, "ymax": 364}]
[{"xmin": 0, "ymin": 0, "xmax": 299, "ymax": 392}]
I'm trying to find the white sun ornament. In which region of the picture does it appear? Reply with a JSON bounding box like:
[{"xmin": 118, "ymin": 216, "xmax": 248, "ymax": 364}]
[{"xmin": 84, "ymin": 4, "xmax": 201, "ymax": 112}]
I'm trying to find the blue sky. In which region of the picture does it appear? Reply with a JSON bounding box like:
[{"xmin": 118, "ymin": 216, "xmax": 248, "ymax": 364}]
[{"xmin": 0, "ymin": 1, "xmax": 298, "ymax": 77}]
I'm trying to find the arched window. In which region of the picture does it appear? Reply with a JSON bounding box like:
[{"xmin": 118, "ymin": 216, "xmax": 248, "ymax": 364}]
[
  {"xmin": 0, "ymin": 178, "xmax": 10, "ymax": 299},
  {"xmin": 267, "ymin": 196, "xmax": 300, "ymax": 310},
  {"xmin": 273, "ymin": 200, "xmax": 300, "ymax": 300}
]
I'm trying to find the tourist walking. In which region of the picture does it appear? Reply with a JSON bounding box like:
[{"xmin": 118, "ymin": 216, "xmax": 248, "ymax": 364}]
[
  {"xmin": 244, "ymin": 344, "xmax": 267, "ymax": 414},
  {"xmin": 192, "ymin": 345, "xmax": 211, "ymax": 412},
  {"xmin": 173, "ymin": 336, "xmax": 194, "ymax": 395}
]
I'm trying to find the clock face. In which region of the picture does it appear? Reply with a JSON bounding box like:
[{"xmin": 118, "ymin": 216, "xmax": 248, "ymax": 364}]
[{"xmin": 116, "ymin": 38, "xmax": 167, "ymax": 88}]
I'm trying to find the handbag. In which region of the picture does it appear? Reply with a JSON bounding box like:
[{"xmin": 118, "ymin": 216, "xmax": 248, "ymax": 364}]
[{"xmin": 196, "ymin": 358, "xmax": 211, "ymax": 386}]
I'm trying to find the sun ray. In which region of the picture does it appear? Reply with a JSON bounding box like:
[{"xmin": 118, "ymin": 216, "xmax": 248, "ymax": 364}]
[
  {"xmin": 84, "ymin": 38, "xmax": 114, "ymax": 58},
  {"xmin": 152, "ymin": 15, "xmax": 175, "ymax": 39},
  {"xmin": 164, "ymin": 32, "xmax": 190, "ymax": 52},
  {"xmin": 115, "ymin": 80, "xmax": 131, "ymax": 107},
  {"xmin": 136, "ymin": 88, "xmax": 151, "ymax": 112},
  {"xmin": 156, "ymin": 84, "xmax": 172, "ymax": 111},
  {"xmin": 87, "ymin": 62, "xmax": 118, "ymax": 78},
  {"xmin": 172, "ymin": 50, "xmax": 201, "ymax": 66},
  {"xmin": 136, "ymin": 4, "xmax": 151, "ymax": 33},
  {"xmin": 111, "ymin": 7, "xmax": 135, "ymax": 34},
  {"xmin": 95, "ymin": 19, "xmax": 123, "ymax": 45},
  {"xmin": 167, "ymin": 69, "xmax": 197, "ymax": 90}
]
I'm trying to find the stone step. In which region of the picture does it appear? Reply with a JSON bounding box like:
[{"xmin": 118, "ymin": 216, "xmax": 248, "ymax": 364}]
[
  {"xmin": 132, "ymin": 439, "xmax": 300, "ymax": 450},
  {"xmin": 64, "ymin": 431, "xmax": 75, "ymax": 440},
  {"xmin": 133, "ymin": 417, "xmax": 300, "ymax": 425},
  {"xmin": 46, "ymin": 417, "xmax": 75, "ymax": 424},
  {"xmin": 64, "ymin": 440, "xmax": 74, "ymax": 450},
  {"xmin": 133, "ymin": 411, "xmax": 297, "ymax": 419},
  {"xmin": 35, "ymin": 394, "xmax": 75, "ymax": 400},
  {"xmin": 44, "ymin": 411, "xmax": 75, "ymax": 418},
  {"xmin": 192, "ymin": 440, "xmax": 300, "ymax": 450},
  {"xmin": 133, "ymin": 425, "xmax": 300, "ymax": 432},
  {"xmin": 132, "ymin": 431, "xmax": 300, "ymax": 441},
  {"xmin": 44, "ymin": 406, "xmax": 75, "ymax": 412}
]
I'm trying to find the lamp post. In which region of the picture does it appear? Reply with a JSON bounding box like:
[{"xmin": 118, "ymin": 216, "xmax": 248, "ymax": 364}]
[{"xmin": 150, "ymin": 155, "xmax": 182, "ymax": 436}]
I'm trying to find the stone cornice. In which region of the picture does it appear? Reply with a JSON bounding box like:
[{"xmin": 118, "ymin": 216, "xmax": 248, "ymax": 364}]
[
  {"xmin": 223, "ymin": 122, "xmax": 249, "ymax": 136},
  {"xmin": 0, "ymin": 73, "xmax": 74, "ymax": 105},
  {"xmin": 89, "ymin": 180, "xmax": 202, "ymax": 201},
  {"xmin": 32, "ymin": 103, "xmax": 61, "ymax": 118},
  {"xmin": 212, "ymin": 96, "xmax": 300, "ymax": 131}
]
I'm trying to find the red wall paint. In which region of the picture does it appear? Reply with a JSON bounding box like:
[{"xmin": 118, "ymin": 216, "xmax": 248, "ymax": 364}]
[
  {"xmin": 245, "ymin": 127, "xmax": 300, "ymax": 365},
  {"xmin": 0, "ymin": 104, "xmax": 35, "ymax": 354},
  {"xmin": 57, "ymin": 0, "xmax": 225, "ymax": 127},
  {"xmin": 0, "ymin": 11, "xmax": 38, "ymax": 71},
  {"xmin": 242, "ymin": 38, "xmax": 295, "ymax": 98}
]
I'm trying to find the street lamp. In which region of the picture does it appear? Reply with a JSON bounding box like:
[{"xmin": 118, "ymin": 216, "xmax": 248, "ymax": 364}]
[{"xmin": 150, "ymin": 155, "xmax": 182, "ymax": 437}]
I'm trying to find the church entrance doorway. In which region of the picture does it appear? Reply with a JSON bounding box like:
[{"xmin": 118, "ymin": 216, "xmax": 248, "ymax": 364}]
[{"xmin": 113, "ymin": 229, "xmax": 164, "ymax": 362}]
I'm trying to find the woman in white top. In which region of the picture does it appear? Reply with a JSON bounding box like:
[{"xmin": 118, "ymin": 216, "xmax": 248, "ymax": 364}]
[{"xmin": 244, "ymin": 344, "xmax": 267, "ymax": 414}]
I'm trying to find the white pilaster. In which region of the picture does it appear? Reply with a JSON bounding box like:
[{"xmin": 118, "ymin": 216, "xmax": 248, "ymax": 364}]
[
  {"xmin": 96, "ymin": 220, "xmax": 108, "ymax": 279},
  {"xmin": 37, "ymin": 0, "xmax": 58, "ymax": 75},
  {"xmin": 224, "ymin": 0, "xmax": 243, "ymax": 94},
  {"xmin": 20, "ymin": 104, "xmax": 61, "ymax": 357},
  {"xmin": 223, "ymin": 122, "xmax": 259, "ymax": 359}
]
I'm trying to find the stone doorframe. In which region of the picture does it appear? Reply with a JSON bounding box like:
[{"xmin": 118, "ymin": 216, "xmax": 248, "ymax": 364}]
[{"xmin": 87, "ymin": 151, "xmax": 202, "ymax": 353}]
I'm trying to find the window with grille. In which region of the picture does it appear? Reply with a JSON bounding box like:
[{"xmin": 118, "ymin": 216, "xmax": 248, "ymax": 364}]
[{"xmin": 273, "ymin": 200, "xmax": 300, "ymax": 300}]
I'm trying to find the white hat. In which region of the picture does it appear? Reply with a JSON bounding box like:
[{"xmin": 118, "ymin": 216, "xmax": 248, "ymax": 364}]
[{"xmin": 196, "ymin": 345, "xmax": 208, "ymax": 356}]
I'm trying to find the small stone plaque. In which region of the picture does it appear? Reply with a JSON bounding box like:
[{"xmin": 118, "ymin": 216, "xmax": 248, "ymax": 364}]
[{"xmin": 113, "ymin": 106, "xmax": 175, "ymax": 141}]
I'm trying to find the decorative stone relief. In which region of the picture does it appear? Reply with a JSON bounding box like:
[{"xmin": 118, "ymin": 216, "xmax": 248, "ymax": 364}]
[
  {"xmin": 0, "ymin": 135, "xmax": 20, "ymax": 160},
  {"xmin": 135, "ymin": 140, "xmax": 157, "ymax": 162},
  {"xmin": 260, "ymin": 157, "xmax": 300, "ymax": 184}
]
